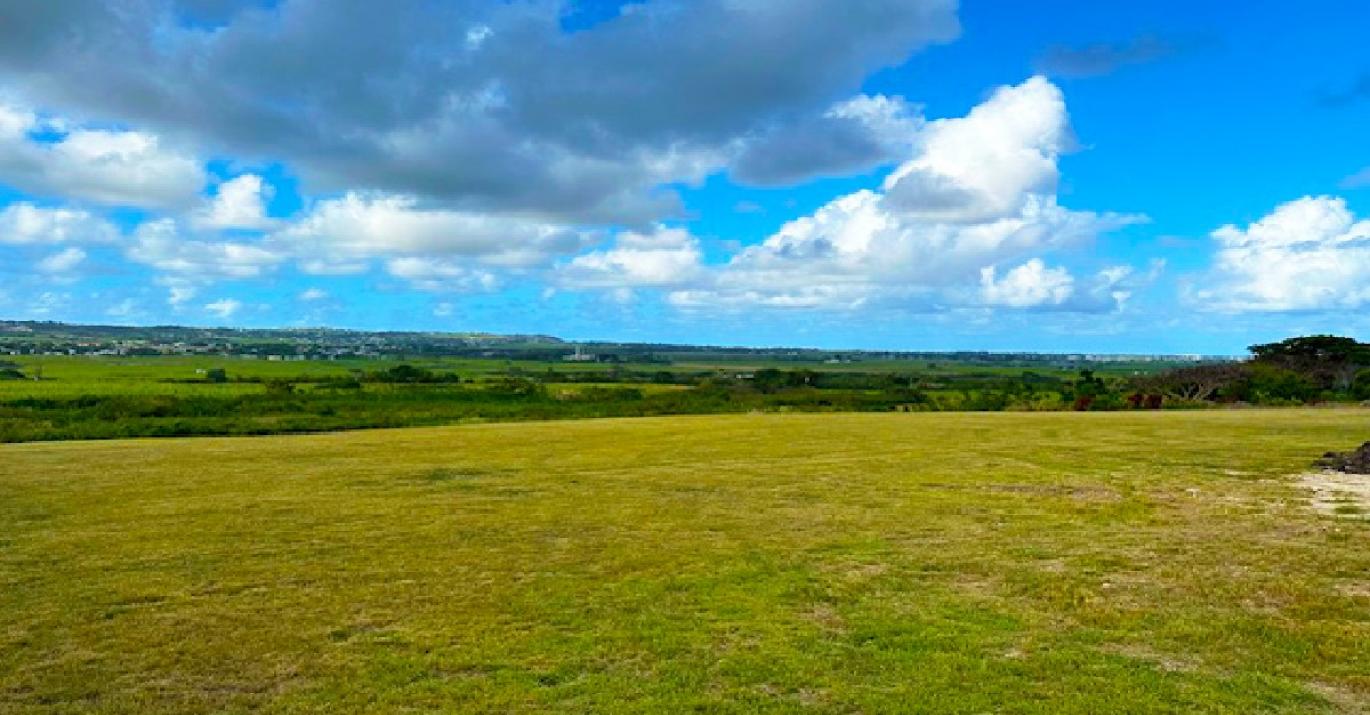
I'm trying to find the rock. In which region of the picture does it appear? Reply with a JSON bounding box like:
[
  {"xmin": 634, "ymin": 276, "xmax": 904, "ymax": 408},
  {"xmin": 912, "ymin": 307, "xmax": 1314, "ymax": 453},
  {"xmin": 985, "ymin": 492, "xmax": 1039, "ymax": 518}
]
[{"xmin": 1317, "ymin": 441, "xmax": 1370, "ymax": 474}]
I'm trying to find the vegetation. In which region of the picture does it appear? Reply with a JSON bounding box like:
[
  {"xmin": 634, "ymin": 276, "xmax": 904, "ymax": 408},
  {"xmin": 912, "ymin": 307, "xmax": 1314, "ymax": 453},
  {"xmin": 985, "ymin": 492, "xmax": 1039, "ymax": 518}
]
[
  {"xmin": 1, "ymin": 333, "xmax": 1365, "ymax": 444},
  {"xmin": 0, "ymin": 360, "xmax": 24, "ymax": 381},
  {"xmin": 0, "ymin": 346, "xmax": 1191, "ymax": 443},
  {"xmin": 1135, "ymin": 336, "xmax": 1370, "ymax": 407},
  {"xmin": 1, "ymin": 411, "xmax": 1366, "ymax": 712}
]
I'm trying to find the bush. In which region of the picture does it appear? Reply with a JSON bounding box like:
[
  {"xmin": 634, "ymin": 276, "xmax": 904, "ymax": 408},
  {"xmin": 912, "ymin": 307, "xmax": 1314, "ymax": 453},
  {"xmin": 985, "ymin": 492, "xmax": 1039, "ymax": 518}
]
[
  {"xmin": 264, "ymin": 380, "xmax": 297, "ymax": 396},
  {"xmin": 1354, "ymin": 369, "xmax": 1370, "ymax": 401},
  {"xmin": 1240, "ymin": 364, "xmax": 1319, "ymax": 404}
]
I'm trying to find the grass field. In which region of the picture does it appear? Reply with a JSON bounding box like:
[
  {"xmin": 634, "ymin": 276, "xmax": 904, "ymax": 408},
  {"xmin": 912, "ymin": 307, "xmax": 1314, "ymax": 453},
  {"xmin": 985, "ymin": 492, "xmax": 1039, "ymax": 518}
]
[{"xmin": 2, "ymin": 411, "xmax": 1367, "ymax": 712}]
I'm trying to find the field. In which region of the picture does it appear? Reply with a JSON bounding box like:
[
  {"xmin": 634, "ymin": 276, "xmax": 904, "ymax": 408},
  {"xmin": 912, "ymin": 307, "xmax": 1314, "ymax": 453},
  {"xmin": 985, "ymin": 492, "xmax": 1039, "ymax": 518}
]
[
  {"xmin": 0, "ymin": 353, "xmax": 1211, "ymax": 444},
  {"xmin": 0, "ymin": 354, "xmax": 1153, "ymax": 400},
  {"xmin": 2, "ymin": 410, "xmax": 1368, "ymax": 713}
]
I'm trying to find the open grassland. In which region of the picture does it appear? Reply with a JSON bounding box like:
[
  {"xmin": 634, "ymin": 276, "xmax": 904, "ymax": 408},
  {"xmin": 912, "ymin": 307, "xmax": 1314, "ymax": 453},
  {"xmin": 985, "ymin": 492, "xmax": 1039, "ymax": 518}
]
[
  {"xmin": 1, "ymin": 411, "xmax": 1367, "ymax": 713},
  {"xmin": 0, "ymin": 356, "xmax": 522, "ymax": 398}
]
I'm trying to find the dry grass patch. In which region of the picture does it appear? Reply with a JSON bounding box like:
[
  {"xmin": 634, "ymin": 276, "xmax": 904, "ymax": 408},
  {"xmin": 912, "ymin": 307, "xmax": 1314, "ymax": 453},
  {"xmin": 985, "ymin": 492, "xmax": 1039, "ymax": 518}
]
[{"xmin": 1300, "ymin": 471, "xmax": 1370, "ymax": 519}]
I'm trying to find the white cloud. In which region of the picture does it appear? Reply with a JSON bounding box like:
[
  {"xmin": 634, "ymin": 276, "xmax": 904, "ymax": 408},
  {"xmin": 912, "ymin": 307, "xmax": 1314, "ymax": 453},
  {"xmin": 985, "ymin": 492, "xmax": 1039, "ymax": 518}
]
[
  {"xmin": 980, "ymin": 259, "xmax": 1073, "ymax": 308},
  {"xmin": 35, "ymin": 246, "xmax": 86, "ymax": 275},
  {"xmin": 0, "ymin": 103, "xmax": 204, "ymax": 209},
  {"xmin": 662, "ymin": 78, "xmax": 1141, "ymax": 312},
  {"xmin": 128, "ymin": 219, "xmax": 284, "ymax": 280},
  {"xmin": 556, "ymin": 226, "xmax": 704, "ymax": 289},
  {"xmin": 194, "ymin": 174, "xmax": 275, "ymax": 230},
  {"xmin": 166, "ymin": 284, "xmax": 198, "ymax": 307},
  {"xmin": 1192, "ymin": 195, "xmax": 1370, "ymax": 312},
  {"xmin": 882, "ymin": 76, "xmax": 1069, "ymax": 222},
  {"xmin": 272, "ymin": 193, "xmax": 594, "ymax": 272},
  {"xmin": 974, "ymin": 260, "xmax": 1139, "ymax": 313},
  {"xmin": 204, "ymin": 298, "xmax": 242, "ymax": 319},
  {"xmin": 0, "ymin": 104, "xmax": 34, "ymax": 137},
  {"xmin": 385, "ymin": 257, "xmax": 499, "ymax": 293},
  {"xmin": 0, "ymin": 202, "xmax": 118, "ymax": 245},
  {"xmin": 298, "ymin": 287, "xmax": 328, "ymax": 302}
]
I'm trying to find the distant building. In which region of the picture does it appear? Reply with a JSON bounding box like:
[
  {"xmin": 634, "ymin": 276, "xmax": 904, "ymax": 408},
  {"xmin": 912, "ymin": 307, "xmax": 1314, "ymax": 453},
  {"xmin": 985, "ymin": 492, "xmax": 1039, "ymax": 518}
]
[{"xmin": 563, "ymin": 345, "xmax": 597, "ymax": 362}]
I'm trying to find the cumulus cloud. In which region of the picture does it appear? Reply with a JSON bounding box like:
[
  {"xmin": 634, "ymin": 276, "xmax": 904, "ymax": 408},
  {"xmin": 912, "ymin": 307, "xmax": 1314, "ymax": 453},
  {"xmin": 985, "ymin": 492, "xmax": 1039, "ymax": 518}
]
[
  {"xmin": 882, "ymin": 76, "xmax": 1071, "ymax": 222},
  {"xmin": 298, "ymin": 287, "xmax": 328, "ymax": 301},
  {"xmin": 980, "ymin": 259, "xmax": 1074, "ymax": 308},
  {"xmin": 385, "ymin": 257, "xmax": 499, "ymax": 293},
  {"xmin": 731, "ymin": 94, "xmax": 923, "ymax": 186},
  {"xmin": 979, "ymin": 260, "xmax": 1142, "ymax": 312},
  {"xmin": 194, "ymin": 174, "xmax": 275, "ymax": 230},
  {"xmin": 1191, "ymin": 196, "xmax": 1370, "ymax": 311},
  {"xmin": 0, "ymin": 103, "xmax": 204, "ymax": 209},
  {"xmin": 128, "ymin": 218, "xmax": 284, "ymax": 281},
  {"xmin": 556, "ymin": 226, "xmax": 704, "ymax": 289},
  {"xmin": 664, "ymin": 77, "xmax": 1142, "ymax": 311},
  {"xmin": 0, "ymin": 202, "xmax": 118, "ymax": 245},
  {"xmin": 0, "ymin": 1, "xmax": 958, "ymax": 221},
  {"xmin": 271, "ymin": 193, "xmax": 595, "ymax": 273}
]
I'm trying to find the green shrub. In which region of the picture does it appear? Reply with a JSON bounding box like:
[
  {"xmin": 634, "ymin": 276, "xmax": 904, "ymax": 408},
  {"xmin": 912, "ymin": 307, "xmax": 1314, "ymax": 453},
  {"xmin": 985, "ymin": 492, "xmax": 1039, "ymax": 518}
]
[
  {"xmin": 1354, "ymin": 369, "xmax": 1370, "ymax": 401},
  {"xmin": 1240, "ymin": 364, "xmax": 1319, "ymax": 404}
]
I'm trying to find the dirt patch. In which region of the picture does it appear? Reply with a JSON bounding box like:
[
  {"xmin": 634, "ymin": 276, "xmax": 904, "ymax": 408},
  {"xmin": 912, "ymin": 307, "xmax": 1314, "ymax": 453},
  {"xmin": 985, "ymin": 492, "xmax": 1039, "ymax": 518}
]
[
  {"xmin": 1098, "ymin": 643, "xmax": 1199, "ymax": 674},
  {"xmin": 1300, "ymin": 680, "xmax": 1368, "ymax": 714},
  {"xmin": 1299, "ymin": 472, "xmax": 1370, "ymax": 519},
  {"xmin": 802, "ymin": 603, "xmax": 848, "ymax": 634}
]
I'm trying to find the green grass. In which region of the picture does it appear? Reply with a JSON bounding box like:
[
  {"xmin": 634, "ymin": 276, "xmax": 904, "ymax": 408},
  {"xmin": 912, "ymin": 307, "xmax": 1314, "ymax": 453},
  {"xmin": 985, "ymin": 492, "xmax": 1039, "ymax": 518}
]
[
  {"xmin": 0, "ymin": 356, "xmax": 643, "ymax": 398},
  {"xmin": 2, "ymin": 411, "xmax": 1367, "ymax": 712}
]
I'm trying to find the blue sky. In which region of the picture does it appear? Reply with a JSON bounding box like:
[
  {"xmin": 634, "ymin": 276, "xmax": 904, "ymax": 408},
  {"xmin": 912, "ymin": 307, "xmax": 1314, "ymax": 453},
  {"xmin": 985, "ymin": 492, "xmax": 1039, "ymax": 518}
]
[{"xmin": 0, "ymin": 1, "xmax": 1367, "ymax": 354}]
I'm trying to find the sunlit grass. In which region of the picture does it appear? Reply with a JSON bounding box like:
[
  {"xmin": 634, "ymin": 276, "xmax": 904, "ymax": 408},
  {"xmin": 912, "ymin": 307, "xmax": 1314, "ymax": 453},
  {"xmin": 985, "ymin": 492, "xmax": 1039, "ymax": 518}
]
[
  {"xmin": 1, "ymin": 410, "xmax": 1367, "ymax": 712},
  {"xmin": 0, "ymin": 355, "xmax": 650, "ymax": 398}
]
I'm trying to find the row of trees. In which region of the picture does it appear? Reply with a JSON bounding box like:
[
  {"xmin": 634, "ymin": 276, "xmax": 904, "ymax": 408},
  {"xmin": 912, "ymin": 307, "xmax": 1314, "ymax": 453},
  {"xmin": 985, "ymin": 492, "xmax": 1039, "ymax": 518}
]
[{"xmin": 1135, "ymin": 336, "xmax": 1370, "ymax": 405}]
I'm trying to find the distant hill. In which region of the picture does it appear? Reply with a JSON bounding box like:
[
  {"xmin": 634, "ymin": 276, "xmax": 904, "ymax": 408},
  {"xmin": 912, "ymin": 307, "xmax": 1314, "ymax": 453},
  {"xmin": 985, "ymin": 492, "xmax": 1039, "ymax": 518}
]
[{"xmin": 0, "ymin": 319, "xmax": 1236, "ymax": 365}]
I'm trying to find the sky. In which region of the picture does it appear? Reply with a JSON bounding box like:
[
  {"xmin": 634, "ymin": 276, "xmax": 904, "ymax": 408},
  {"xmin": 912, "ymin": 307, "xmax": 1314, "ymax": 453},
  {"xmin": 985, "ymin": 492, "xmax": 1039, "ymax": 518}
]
[{"xmin": 0, "ymin": 0, "xmax": 1367, "ymax": 355}]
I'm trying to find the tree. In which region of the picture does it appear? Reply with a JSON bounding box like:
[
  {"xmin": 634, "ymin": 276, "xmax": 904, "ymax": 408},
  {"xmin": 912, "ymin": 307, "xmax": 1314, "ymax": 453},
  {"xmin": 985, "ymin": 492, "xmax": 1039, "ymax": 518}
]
[
  {"xmin": 1354, "ymin": 369, "xmax": 1370, "ymax": 401},
  {"xmin": 1136, "ymin": 363, "xmax": 1247, "ymax": 402},
  {"xmin": 751, "ymin": 369, "xmax": 789, "ymax": 394},
  {"xmin": 1240, "ymin": 363, "xmax": 1319, "ymax": 403},
  {"xmin": 377, "ymin": 364, "xmax": 432, "ymax": 383},
  {"xmin": 1072, "ymin": 369, "xmax": 1107, "ymax": 399},
  {"xmin": 1249, "ymin": 335, "xmax": 1370, "ymax": 391},
  {"xmin": 205, "ymin": 368, "xmax": 228, "ymax": 384}
]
